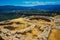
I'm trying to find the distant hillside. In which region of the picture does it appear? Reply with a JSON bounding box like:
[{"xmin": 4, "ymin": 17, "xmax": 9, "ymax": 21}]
[
  {"xmin": 30, "ymin": 5, "xmax": 60, "ymax": 12},
  {"xmin": 0, "ymin": 5, "xmax": 60, "ymax": 12}
]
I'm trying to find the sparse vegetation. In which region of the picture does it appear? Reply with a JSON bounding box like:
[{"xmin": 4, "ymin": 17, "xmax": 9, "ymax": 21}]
[{"xmin": 0, "ymin": 10, "xmax": 60, "ymax": 21}]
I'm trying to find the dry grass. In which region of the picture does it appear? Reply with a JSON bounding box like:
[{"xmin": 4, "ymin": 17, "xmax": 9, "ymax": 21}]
[{"xmin": 48, "ymin": 29, "xmax": 60, "ymax": 40}]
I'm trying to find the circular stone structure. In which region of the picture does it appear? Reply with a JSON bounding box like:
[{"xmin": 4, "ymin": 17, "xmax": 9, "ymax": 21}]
[{"xmin": 0, "ymin": 16, "xmax": 58, "ymax": 40}]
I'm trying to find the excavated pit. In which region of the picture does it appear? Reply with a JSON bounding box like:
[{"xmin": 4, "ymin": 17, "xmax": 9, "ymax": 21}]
[{"xmin": 29, "ymin": 17, "xmax": 51, "ymax": 22}]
